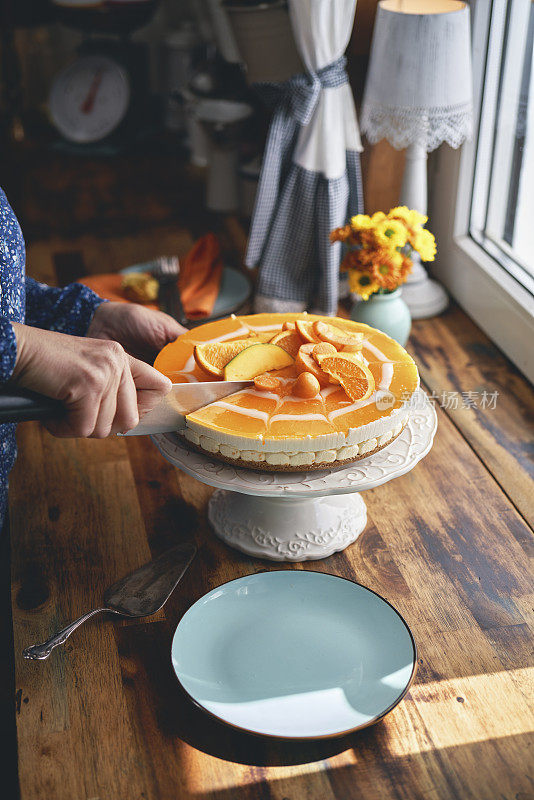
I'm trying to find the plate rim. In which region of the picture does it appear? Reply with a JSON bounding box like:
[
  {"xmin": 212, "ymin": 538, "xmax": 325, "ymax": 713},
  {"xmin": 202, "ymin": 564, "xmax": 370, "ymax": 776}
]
[{"xmin": 170, "ymin": 569, "xmax": 418, "ymax": 741}]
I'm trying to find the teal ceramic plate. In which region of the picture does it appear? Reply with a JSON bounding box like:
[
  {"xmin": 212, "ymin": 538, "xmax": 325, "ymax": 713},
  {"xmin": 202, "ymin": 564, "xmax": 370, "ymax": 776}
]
[
  {"xmin": 120, "ymin": 263, "xmax": 251, "ymax": 321},
  {"xmin": 171, "ymin": 571, "xmax": 416, "ymax": 739}
]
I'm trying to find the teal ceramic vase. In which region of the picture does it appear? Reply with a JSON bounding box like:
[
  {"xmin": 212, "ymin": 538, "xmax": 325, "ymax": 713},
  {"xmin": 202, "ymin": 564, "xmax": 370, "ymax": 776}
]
[{"xmin": 350, "ymin": 288, "xmax": 412, "ymax": 345}]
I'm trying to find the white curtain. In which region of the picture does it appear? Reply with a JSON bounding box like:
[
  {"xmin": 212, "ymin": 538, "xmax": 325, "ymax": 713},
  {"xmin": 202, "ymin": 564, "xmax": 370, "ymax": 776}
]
[{"xmin": 247, "ymin": 0, "xmax": 363, "ymax": 315}]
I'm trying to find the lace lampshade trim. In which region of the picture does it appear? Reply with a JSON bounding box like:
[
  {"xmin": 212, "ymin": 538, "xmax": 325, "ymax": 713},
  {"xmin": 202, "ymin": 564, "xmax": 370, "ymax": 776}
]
[{"xmin": 361, "ymin": 102, "xmax": 473, "ymax": 151}]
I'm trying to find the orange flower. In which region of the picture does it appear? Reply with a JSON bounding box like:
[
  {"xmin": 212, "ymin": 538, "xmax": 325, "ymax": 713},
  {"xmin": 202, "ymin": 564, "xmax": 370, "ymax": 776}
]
[
  {"xmin": 369, "ymin": 249, "xmax": 403, "ymax": 290},
  {"xmin": 356, "ymin": 246, "xmax": 377, "ymax": 267},
  {"xmin": 358, "ymin": 228, "xmax": 380, "ymax": 250},
  {"xmin": 341, "ymin": 250, "xmax": 364, "ymax": 271},
  {"xmin": 399, "ymin": 255, "xmax": 413, "ymax": 281},
  {"xmin": 329, "ymin": 224, "xmax": 351, "ymax": 243}
]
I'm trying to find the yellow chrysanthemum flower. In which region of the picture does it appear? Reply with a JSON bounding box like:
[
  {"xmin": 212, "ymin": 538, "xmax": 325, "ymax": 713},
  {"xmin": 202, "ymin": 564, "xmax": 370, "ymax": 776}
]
[
  {"xmin": 389, "ymin": 206, "xmax": 428, "ymax": 229},
  {"xmin": 350, "ymin": 214, "xmax": 374, "ymax": 231},
  {"xmin": 412, "ymin": 228, "xmax": 437, "ymax": 261},
  {"xmin": 348, "ymin": 269, "xmax": 380, "ymax": 301},
  {"xmin": 374, "ymin": 218, "xmax": 409, "ymax": 250},
  {"xmin": 371, "ymin": 211, "xmax": 387, "ymax": 225}
]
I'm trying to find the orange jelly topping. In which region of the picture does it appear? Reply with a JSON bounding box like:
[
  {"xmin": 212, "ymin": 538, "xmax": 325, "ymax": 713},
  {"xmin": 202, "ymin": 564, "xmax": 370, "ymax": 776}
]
[{"xmin": 154, "ymin": 313, "xmax": 419, "ymax": 442}]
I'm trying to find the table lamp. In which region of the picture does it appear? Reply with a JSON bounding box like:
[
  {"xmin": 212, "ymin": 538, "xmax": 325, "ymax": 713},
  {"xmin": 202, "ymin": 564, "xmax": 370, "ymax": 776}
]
[{"xmin": 361, "ymin": 0, "xmax": 473, "ymax": 318}]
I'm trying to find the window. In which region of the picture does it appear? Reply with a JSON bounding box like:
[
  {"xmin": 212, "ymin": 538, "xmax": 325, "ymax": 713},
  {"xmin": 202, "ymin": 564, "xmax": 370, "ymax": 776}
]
[
  {"xmin": 430, "ymin": 0, "xmax": 534, "ymax": 383},
  {"xmin": 471, "ymin": 0, "xmax": 534, "ymax": 294}
]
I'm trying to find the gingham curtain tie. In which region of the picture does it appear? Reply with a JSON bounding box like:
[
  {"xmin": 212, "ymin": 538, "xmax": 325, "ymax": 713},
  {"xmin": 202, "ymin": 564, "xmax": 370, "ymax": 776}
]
[{"xmin": 246, "ymin": 56, "xmax": 349, "ymax": 268}]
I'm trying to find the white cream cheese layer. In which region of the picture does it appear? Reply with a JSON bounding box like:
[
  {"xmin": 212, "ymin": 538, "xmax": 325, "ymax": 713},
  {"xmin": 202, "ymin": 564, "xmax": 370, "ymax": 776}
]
[{"xmin": 183, "ymin": 422, "xmax": 405, "ymax": 466}]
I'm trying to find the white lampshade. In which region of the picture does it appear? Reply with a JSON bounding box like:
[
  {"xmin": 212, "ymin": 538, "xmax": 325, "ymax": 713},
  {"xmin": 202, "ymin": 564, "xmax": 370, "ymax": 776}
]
[{"xmin": 361, "ymin": 0, "xmax": 473, "ymax": 151}]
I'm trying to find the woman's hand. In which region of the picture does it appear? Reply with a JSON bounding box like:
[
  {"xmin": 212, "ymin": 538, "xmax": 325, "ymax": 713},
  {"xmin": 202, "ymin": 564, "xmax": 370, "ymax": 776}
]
[
  {"xmin": 11, "ymin": 323, "xmax": 172, "ymax": 438},
  {"xmin": 86, "ymin": 302, "xmax": 187, "ymax": 362}
]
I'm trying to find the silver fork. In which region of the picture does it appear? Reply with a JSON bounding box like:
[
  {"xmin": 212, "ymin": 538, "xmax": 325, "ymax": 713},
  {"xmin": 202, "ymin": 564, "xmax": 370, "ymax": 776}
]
[{"xmin": 151, "ymin": 256, "xmax": 188, "ymax": 326}]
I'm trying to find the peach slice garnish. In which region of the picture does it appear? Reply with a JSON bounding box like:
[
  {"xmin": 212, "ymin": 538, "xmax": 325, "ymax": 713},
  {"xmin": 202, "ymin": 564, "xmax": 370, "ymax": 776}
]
[
  {"xmin": 313, "ymin": 320, "xmax": 365, "ymax": 350},
  {"xmin": 224, "ymin": 343, "xmax": 294, "ymax": 381},
  {"xmin": 314, "ymin": 352, "xmax": 375, "ymax": 402}
]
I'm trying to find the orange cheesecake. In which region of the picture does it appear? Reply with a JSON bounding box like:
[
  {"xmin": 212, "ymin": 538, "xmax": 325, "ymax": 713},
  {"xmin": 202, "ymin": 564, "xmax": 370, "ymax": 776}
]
[{"xmin": 154, "ymin": 313, "xmax": 419, "ymax": 471}]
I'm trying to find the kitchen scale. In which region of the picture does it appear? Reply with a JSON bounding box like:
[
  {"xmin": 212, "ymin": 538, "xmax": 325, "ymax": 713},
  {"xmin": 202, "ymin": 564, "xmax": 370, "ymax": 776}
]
[
  {"xmin": 49, "ymin": 1, "xmax": 157, "ymax": 148},
  {"xmin": 152, "ymin": 388, "xmax": 437, "ymax": 562}
]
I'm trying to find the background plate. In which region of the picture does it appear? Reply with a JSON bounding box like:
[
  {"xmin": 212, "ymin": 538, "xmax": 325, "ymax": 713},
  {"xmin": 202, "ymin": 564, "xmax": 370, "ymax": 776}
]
[
  {"xmin": 171, "ymin": 571, "xmax": 416, "ymax": 739},
  {"xmin": 120, "ymin": 263, "xmax": 251, "ymax": 321}
]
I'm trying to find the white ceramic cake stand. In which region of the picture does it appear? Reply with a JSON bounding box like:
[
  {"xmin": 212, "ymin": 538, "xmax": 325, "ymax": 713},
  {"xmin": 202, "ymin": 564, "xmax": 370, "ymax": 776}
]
[{"xmin": 151, "ymin": 388, "xmax": 437, "ymax": 562}]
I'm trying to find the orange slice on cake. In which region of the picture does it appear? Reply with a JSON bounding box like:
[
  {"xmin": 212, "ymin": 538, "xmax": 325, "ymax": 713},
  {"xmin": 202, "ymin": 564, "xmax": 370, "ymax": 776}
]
[
  {"xmin": 194, "ymin": 339, "xmax": 258, "ymax": 378},
  {"xmin": 315, "ymin": 352, "xmax": 375, "ymax": 402},
  {"xmin": 269, "ymin": 329, "xmax": 303, "ymax": 358}
]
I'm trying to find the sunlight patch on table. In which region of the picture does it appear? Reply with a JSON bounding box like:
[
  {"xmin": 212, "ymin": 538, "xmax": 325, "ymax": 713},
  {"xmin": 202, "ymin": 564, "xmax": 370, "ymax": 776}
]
[{"xmin": 388, "ymin": 667, "xmax": 534, "ymax": 756}]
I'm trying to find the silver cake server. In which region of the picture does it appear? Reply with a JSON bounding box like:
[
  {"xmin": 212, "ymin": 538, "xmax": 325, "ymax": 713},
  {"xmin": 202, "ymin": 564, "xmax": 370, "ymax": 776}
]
[{"xmin": 23, "ymin": 542, "xmax": 197, "ymax": 661}]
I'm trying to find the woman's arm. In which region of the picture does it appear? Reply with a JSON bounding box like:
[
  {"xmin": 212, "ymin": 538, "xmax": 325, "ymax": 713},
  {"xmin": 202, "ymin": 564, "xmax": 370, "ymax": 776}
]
[
  {"xmin": 8, "ymin": 322, "xmax": 172, "ymax": 437},
  {"xmin": 24, "ymin": 277, "xmax": 106, "ymax": 337}
]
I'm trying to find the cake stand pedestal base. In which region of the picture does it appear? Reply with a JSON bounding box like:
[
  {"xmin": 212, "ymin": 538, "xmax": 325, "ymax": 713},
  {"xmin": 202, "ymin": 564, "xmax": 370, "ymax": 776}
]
[{"xmin": 208, "ymin": 490, "xmax": 367, "ymax": 562}]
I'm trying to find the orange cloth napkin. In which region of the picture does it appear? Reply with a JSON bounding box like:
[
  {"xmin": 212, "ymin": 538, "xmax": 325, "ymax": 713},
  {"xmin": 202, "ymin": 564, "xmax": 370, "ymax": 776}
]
[
  {"xmin": 178, "ymin": 233, "xmax": 223, "ymax": 319},
  {"xmin": 78, "ymin": 233, "xmax": 224, "ymax": 319}
]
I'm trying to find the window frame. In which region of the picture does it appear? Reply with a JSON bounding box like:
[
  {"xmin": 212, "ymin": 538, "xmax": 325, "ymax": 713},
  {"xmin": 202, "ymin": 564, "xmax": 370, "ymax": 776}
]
[{"xmin": 428, "ymin": 0, "xmax": 534, "ymax": 384}]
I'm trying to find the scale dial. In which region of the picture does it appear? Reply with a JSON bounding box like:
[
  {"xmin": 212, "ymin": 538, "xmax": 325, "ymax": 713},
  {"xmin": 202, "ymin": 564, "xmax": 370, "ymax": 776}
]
[{"xmin": 49, "ymin": 54, "xmax": 131, "ymax": 143}]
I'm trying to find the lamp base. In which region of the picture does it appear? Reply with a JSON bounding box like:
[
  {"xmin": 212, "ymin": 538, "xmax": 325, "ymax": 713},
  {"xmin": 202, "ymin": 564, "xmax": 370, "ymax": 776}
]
[{"xmin": 402, "ymin": 271, "xmax": 449, "ymax": 319}]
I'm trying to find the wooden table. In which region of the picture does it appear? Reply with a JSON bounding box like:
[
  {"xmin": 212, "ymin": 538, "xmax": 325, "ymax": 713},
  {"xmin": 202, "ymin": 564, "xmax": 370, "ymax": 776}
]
[{"xmin": 8, "ymin": 236, "xmax": 534, "ymax": 798}]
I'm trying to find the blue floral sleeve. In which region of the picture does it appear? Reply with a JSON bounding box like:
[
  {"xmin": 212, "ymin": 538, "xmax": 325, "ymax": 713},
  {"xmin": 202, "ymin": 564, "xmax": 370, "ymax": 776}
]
[
  {"xmin": 0, "ymin": 317, "xmax": 17, "ymax": 383},
  {"xmin": 25, "ymin": 277, "xmax": 106, "ymax": 338}
]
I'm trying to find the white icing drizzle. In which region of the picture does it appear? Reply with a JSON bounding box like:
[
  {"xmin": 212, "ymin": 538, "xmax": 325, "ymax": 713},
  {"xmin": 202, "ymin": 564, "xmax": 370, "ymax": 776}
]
[
  {"xmin": 328, "ymin": 395, "xmax": 377, "ymax": 420},
  {"xmin": 379, "ymin": 362, "xmax": 394, "ymax": 391},
  {"xmin": 320, "ymin": 385, "xmax": 341, "ymax": 399},
  {"xmin": 364, "ymin": 341, "xmax": 390, "ymax": 361},
  {"xmin": 281, "ymin": 393, "xmax": 322, "ymax": 403},
  {"xmin": 205, "ymin": 326, "xmax": 250, "ymax": 343},
  {"xmin": 241, "ymin": 389, "xmax": 280, "ymax": 401},
  {"xmin": 244, "ymin": 323, "xmax": 283, "ymax": 332},
  {"xmin": 209, "ymin": 401, "xmax": 270, "ymax": 423},
  {"xmin": 180, "ymin": 354, "xmax": 197, "ymax": 374},
  {"xmin": 174, "ymin": 325, "xmax": 400, "ymax": 430},
  {"xmin": 270, "ymin": 413, "xmax": 329, "ymax": 423}
]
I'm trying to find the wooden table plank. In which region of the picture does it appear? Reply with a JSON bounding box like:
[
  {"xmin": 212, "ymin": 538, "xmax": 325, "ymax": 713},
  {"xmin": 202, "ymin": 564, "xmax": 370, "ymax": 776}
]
[
  {"xmin": 10, "ymin": 424, "xmax": 158, "ymax": 800},
  {"xmin": 409, "ymin": 305, "xmax": 534, "ymax": 530}
]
